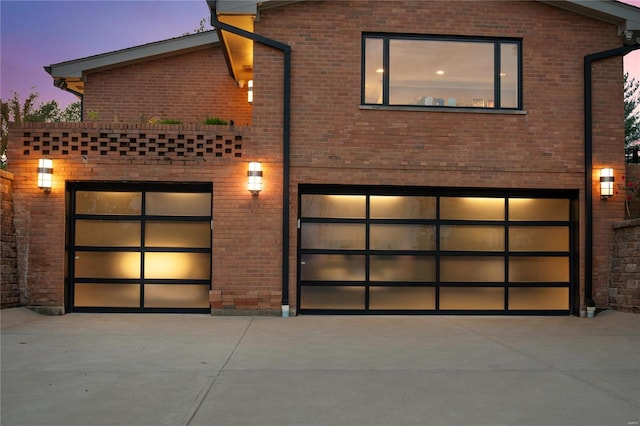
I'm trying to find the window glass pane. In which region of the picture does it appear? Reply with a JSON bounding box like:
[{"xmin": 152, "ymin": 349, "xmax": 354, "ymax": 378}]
[
  {"xmin": 509, "ymin": 227, "xmax": 569, "ymax": 252},
  {"xmin": 144, "ymin": 253, "xmax": 210, "ymax": 280},
  {"xmin": 509, "ymin": 198, "xmax": 569, "ymax": 221},
  {"xmin": 75, "ymin": 252, "xmax": 141, "ymax": 279},
  {"xmin": 440, "ymin": 197, "xmax": 505, "ymax": 220},
  {"xmin": 144, "ymin": 284, "xmax": 209, "ymax": 308},
  {"xmin": 301, "ymin": 223, "xmax": 365, "ymax": 250},
  {"xmin": 145, "ymin": 221, "xmax": 211, "ymax": 248},
  {"xmin": 300, "ymin": 286, "xmax": 365, "ymax": 309},
  {"xmin": 74, "ymin": 283, "xmax": 140, "ymax": 308},
  {"xmin": 300, "ymin": 254, "xmax": 365, "ymax": 281},
  {"xmin": 364, "ymin": 37, "xmax": 384, "ymax": 104},
  {"xmin": 389, "ymin": 40, "xmax": 494, "ymax": 107},
  {"xmin": 500, "ymin": 43, "xmax": 519, "ymax": 108},
  {"xmin": 76, "ymin": 191, "xmax": 141, "ymax": 215},
  {"xmin": 440, "ymin": 225, "xmax": 504, "ymax": 251},
  {"xmin": 440, "ymin": 287, "xmax": 504, "ymax": 310},
  {"xmin": 75, "ymin": 220, "xmax": 140, "ymax": 247},
  {"xmin": 145, "ymin": 192, "xmax": 211, "ymax": 216},
  {"xmin": 370, "ymin": 224, "xmax": 435, "ymax": 250},
  {"xmin": 441, "ymin": 256, "xmax": 504, "ymax": 282},
  {"xmin": 508, "ymin": 287, "xmax": 569, "ymax": 310},
  {"xmin": 370, "ymin": 255, "xmax": 435, "ymax": 281},
  {"xmin": 509, "ymin": 257, "xmax": 569, "ymax": 282},
  {"xmin": 369, "ymin": 287, "xmax": 435, "ymax": 310},
  {"xmin": 370, "ymin": 196, "xmax": 436, "ymax": 219},
  {"xmin": 300, "ymin": 195, "xmax": 365, "ymax": 218}
]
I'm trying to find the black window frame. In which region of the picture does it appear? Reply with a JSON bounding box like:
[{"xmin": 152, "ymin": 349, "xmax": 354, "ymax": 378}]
[{"xmin": 361, "ymin": 33, "xmax": 523, "ymax": 110}]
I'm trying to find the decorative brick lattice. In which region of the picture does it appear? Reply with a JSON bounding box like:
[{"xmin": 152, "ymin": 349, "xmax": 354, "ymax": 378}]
[{"xmin": 20, "ymin": 128, "xmax": 243, "ymax": 159}]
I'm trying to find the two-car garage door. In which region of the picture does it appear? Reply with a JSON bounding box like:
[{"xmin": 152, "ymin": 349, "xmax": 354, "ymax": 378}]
[{"xmin": 298, "ymin": 186, "xmax": 576, "ymax": 315}]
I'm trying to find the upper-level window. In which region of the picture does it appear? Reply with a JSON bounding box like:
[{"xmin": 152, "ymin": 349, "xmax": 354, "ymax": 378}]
[{"xmin": 362, "ymin": 34, "xmax": 522, "ymax": 110}]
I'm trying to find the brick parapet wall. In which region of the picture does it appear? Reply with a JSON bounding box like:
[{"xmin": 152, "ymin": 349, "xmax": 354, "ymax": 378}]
[
  {"xmin": 1, "ymin": 170, "xmax": 20, "ymax": 308},
  {"xmin": 6, "ymin": 122, "xmax": 286, "ymax": 313},
  {"xmin": 609, "ymin": 218, "xmax": 640, "ymax": 313}
]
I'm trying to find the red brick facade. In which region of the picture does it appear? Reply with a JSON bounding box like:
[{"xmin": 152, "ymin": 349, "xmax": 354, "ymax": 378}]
[
  {"xmin": 5, "ymin": 1, "xmax": 628, "ymax": 314},
  {"xmin": 83, "ymin": 46, "xmax": 252, "ymax": 126},
  {"xmin": 252, "ymin": 0, "xmax": 625, "ymax": 309}
]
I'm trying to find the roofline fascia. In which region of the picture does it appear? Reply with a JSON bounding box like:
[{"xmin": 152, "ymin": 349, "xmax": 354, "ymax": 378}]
[
  {"xmin": 46, "ymin": 31, "xmax": 220, "ymax": 78},
  {"xmin": 540, "ymin": 0, "xmax": 640, "ymax": 33}
]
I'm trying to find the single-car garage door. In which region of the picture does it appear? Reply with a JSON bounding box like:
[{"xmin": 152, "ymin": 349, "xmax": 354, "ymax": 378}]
[
  {"xmin": 68, "ymin": 182, "xmax": 212, "ymax": 313},
  {"xmin": 298, "ymin": 186, "xmax": 576, "ymax": 315}
]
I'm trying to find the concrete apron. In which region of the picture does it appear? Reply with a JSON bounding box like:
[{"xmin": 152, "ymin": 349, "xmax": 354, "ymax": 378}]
[{"xmin": 1, "ymin": 308, "xmax": 639, "ymax": 426}]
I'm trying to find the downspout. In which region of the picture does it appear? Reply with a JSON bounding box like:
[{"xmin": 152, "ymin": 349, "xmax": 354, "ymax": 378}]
[
  {"xmin": 208, "ymin": 2, "xmax": 292, "ymax": 314},
  {"xmin": 583, "ymin": 43, "xmax": 639, "ymax": 311}
]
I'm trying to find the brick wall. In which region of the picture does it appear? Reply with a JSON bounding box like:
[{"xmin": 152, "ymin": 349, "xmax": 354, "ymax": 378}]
[
  {"xmin": 83, "ymin": 46, "xmax": 253, "ymax": 126},
  {"xmin": 609, "ymin": 219, "xmax": 640, "ymax": 312},
  {"xmin": 1, "ymin": 170, "xmax": 20, "ymax": 308},
  {"xmin": 4, "ymin": 1, "xmax": 629, "ymax": 314},
  {"xmin": 253, "ymin": 0, "xmax": 625, "ymax": 308},
  {"xmin": 7, "ymin": 122, "xmax": 283, "ymax": 313}
]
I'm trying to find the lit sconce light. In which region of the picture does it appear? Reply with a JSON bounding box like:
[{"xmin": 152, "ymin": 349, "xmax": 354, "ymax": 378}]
[
  {"xmin": 599, "ymin": 168, "xmax": 614, "ymax": 200},
  {"xmin": 247, "ymin": 79, "xmax": 253, "ymax": 104},
  {"xmin": 37, "ymin": 158, "xmax": 53, "ymax": 191},
  {"xmin": 247, "ymin": 162, "xmax": 262, "ymax": 195}
]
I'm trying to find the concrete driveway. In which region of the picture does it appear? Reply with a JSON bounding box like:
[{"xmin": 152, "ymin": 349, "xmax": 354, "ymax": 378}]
[{"xmin": 1, "ymin": 308, "xmax": 639, "ymax": 426}]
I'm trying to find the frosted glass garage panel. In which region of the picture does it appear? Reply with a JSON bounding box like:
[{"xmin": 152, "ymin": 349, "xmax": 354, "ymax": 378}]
[
  {"xmin": 509, "ymin": 257, "xmax": 569, "ymax": 282},
  {"xmin": 300, "ymin": 195, "xmax": 365, "ymax": 218},
  {"xmin": 440, "ymin": 256, "xmax": 504, "ymax": 282},
  {"xmin": 369, "ymin": 196, "xmax": 436, "ymax": 219},
  {"xmin": 145, "ymin": 192, "xmax": 211, "ymax": 216},
  {"xmin": 301, "ymin": 223, "xmax": 365, "ymax": 250},
  {"xmin": 300, "ymin": 254, "xmax": 365, "ymax": 281},
  {"xmin": 75, "ymin": 220, "xmax": 140, "ymax": 247},
  {"xmin": 75, "ymin": 252, "xmax": 141, "ymax": 279},
  {"xmin": 145, "ymin": 221, "xmax": 211, "ymax": 248},
  {"xmin": 370, "ymin": 224, "xmax": 435, "ymax": 250},
  {"xmin": 76, "ymin": 191, "xmax": 141, "ymax": 215},
  {"xmin": 370, "ymin": 255, "xmax": 435, "ymax": 282},
  {"xmin": 440, "ymin": 225, "xmax": 504, "ymax": 251},
  {"xmin": 144, "ymin": 284, "xmax": 209, "ymax": 308},
  {"xmin": 299, "ymin": 286, "xmax": 365, "ymax": 309},
  {"xmin": 440, "ymin": 287, "xmax": 504, "ymax": 310},
  {"xmin": 369, "ymin": 287, "xmax": 436, "ymax": 309},
  {"xmin": 509, "ymin": 227, "xmax": 569, "ymax": 252},
  {"xmin": 74, "ymin": 283, "xmax": 140, "ymax": 308},
  {"xmin": 509, "ymin": 198, "xmax": 569, "ymax": 221},
  {"xmin": 144, "ymin": 253, "xmax": 210, "ymax": 280},
  {"xmin": 509, "ymin": 287, "xmax": 569, "ymax": 310},
  {"xmin": 440, "ymin": 197, "xmax": 505, "ymax": 220}
]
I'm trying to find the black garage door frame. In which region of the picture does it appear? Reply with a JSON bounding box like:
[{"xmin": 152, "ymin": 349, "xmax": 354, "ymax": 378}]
[
  {"xmin": 66, "ymin": 181, "xmax": 212, "ymax": 313},
  {"xmin": 297, "ymin": 185, "xmax": 579, "ymax": 316}
]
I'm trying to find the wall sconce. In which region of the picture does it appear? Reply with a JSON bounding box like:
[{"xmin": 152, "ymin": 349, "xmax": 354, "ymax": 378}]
[
  {"xmin": 37, "ymin": 158, "xmax": 53, "ymax": 191},
  {"xmin": 247, "ymin": 80, "xmax": 253, "ymax": 104},
  {"xmin": 247, "ymin": 162, "xmax": 262, "ymax": 195},
  {"xmin": 599, "ymin": 168, "xmax": 614, "ymax": 200}
]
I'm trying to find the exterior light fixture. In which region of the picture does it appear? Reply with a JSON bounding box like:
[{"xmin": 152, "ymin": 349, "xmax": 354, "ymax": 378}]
[
  {"xmin": 247, "ymin": 162, "xmax": 262, "ymax": 195},
  {"xmin": 247, "ymin": 80, "xmax": 253, "ymax": 103},
  {"xmin": 37, "ymin": 158, "xmax": 53, "ymax": 191},
  {"xmin": 599, "ymin": 168, "xmax": 614, "ymax": 200}
]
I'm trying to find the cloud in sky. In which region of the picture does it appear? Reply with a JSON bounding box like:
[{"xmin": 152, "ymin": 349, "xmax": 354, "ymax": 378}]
[{"xmin": 1, "ymin": 0, "xmax": 639, "ymax": 108}]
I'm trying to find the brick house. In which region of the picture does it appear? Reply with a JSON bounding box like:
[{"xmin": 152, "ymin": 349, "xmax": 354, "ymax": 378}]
[{"xmin": 5, "ymin": 0, "xmax": 640, "ymax": 316}]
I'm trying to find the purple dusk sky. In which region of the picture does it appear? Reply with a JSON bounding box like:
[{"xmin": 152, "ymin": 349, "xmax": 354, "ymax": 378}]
[
  {"xmin": 1, "ymin": 0, "xmax": 639, "ymax": 110},
  {"xmin": 1, "ymin": 1, "xmax": 210, "ymax": 108}
]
